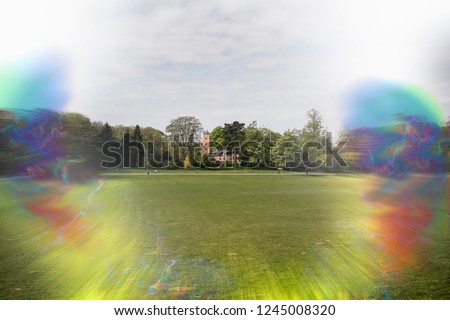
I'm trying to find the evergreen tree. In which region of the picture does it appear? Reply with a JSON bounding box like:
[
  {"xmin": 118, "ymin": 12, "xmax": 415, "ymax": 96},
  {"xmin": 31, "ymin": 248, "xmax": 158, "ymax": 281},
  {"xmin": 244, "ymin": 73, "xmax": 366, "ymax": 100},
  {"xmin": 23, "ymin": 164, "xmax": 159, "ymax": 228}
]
[
  {"xmin": 132, "ymin": 124, "xmax": 143, "ymax": 142},
  {"xmin": 97, "ymin": 122, "xmax": 113, "ymax": 145},
  {"xmin": 223, "ymin": 121, "xmax": 245, "ymax": 150}
]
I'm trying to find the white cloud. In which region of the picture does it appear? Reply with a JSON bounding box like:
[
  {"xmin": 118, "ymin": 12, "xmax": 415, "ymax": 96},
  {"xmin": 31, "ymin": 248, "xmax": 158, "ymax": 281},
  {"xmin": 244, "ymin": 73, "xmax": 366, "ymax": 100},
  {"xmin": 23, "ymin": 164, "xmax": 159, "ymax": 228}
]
[{"xmin": 1, "ymin": 0, "xmax": 450, "ymax": 133}]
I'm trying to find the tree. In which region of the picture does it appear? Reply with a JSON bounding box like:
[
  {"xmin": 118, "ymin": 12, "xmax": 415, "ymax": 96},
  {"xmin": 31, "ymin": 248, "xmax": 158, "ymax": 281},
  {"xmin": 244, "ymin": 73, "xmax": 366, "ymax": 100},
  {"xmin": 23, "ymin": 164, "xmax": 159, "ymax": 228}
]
[
  {"xmin": 301, "ymin": 109, "xmax": 326, "ymax": 169},
  {"xmin": 223, "ymin": 121, "xmax": 245, "ymax": 150},
  {"xmin": 60, "ymin": 112, "xmax": 94, "ymax": 160},
  {"xmin": 112, "ymin": 125, "xmax": 133, "ymax": 141},
  {"xmin": 128, "ymin": 125, "xmax": 144, "ymax": 168},
  {"xmin": 165, "ymin": 116, "xmax": 202, "ymax": 148},
  {"xmin": 241, "ymin": 121, "xmax": 262, "ymax": 167},
  {"xmin": 183, "ymin": 155, "xmax": 191, "ymax": 169},
  {"xmin": 91, "ymin": 121, "xmax": 104, "ymax": 140},
  {"xmin": 61, "ymin": 112, "xmax": 92, "ymax": 139},
  {"xmin": 302, "ymin": 109, "xmax": 326, "ymax": 140},
  {"xmin": 132, "ymin": 124, "xmax": 143, "ymax": 142},
  {"xmin": 240, "ymin": 121, "xmax": 279, "ymax": 169},
  {"xmin": 273, "ymin": 129, "xmax": 302, "ymax": 169},
  {"xmin": 210, "ymin": 126, "xmax": 224, "ymax": 149},
  {"xmin": 141, "ymin": 126, "xmax": 168, "ymax": 168},
  {"xmin": 97, "ymin": 122, "xmax": 113, "ymax": 146},
  {"xmin": 166, "ymin": 116, "xmax": 202, "ymax": 168},
  {"xmin": 141, "ymin": 127, "xmax": 165, "ymax": 142},
  {"xmin": 59, "ymin": 112, "xmax": 102, "ymax": 171}
]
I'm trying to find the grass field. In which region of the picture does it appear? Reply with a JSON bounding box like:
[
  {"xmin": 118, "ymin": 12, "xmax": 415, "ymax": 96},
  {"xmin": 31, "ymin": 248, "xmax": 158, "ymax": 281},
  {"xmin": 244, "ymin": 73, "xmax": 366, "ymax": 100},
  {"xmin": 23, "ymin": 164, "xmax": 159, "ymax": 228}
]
[{"xmin": 0, "ymin": 172, "xmax": 449, "ymax": 299}]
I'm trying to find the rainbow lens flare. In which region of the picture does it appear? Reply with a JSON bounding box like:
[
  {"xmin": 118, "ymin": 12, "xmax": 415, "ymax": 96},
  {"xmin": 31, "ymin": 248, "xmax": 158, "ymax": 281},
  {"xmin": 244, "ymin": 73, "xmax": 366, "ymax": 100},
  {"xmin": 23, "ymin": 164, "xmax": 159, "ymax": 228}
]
[{"xmin": 344, "ymin": 80, "xmax": 447, "ymax": 274}]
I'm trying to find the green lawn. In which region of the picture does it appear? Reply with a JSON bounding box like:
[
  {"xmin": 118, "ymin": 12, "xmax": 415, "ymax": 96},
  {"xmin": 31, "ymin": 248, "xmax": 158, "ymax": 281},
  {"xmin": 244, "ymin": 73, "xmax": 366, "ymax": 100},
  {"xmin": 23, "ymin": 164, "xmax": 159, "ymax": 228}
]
[{"xmin": 0, "ymin": 173, "xmax": 449, "ymax": 299}]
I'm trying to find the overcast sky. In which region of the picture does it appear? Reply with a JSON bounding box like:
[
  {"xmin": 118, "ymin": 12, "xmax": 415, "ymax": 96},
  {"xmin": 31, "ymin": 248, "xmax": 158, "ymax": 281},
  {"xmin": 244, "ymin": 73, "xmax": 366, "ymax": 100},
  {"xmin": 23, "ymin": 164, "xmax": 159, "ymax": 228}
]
[{"xmin": 1, "ymin": 0, "xmax": 450, "ymax": 134}]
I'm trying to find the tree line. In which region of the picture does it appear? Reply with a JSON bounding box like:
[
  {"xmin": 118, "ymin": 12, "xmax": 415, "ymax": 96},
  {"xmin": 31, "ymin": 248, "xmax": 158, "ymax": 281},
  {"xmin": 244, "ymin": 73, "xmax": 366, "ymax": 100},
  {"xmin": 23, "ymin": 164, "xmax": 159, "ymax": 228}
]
[
  {"xmin": 99, "ymin": 109, "xmax": 337, "ymax": 170},
  {"xmin": 0, "ymin": 108, "xmax": 449, "ymax": 174}
]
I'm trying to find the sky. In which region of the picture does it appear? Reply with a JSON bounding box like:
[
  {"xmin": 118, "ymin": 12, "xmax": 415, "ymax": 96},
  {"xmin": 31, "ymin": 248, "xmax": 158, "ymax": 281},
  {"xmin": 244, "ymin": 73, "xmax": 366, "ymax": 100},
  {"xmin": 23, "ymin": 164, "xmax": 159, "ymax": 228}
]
[{"xmin": 1, "ymin": 0, "xmax": 450, "ymax": 134}]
